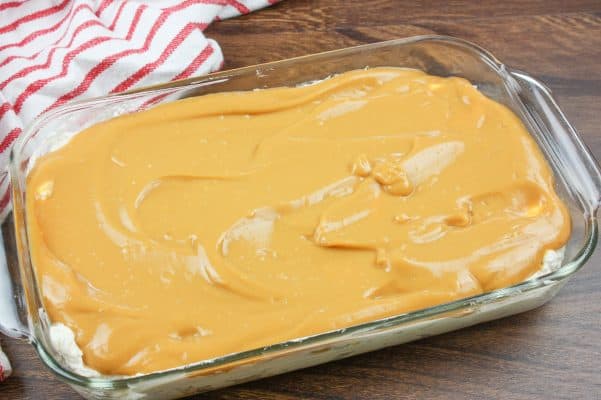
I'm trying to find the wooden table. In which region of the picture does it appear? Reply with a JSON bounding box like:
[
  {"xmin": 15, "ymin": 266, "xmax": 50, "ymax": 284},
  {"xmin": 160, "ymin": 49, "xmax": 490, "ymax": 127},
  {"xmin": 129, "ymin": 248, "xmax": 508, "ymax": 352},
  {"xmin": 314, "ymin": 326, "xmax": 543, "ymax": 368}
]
[{"xmin": 2, "ymin": 1, "xmax": 600, "ymax": 398}]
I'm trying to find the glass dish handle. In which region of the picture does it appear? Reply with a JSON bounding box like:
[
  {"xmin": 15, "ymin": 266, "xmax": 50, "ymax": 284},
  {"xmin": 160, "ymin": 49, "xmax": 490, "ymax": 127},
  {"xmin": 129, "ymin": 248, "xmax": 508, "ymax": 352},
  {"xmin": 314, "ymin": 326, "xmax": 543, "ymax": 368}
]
[
  {"xmin": 0, "ymin": 171, "xmax": 31, "ymax": 340},
  {"xmin": 510, "ymin": 70, "xmax": 601, "ymax": 215}
]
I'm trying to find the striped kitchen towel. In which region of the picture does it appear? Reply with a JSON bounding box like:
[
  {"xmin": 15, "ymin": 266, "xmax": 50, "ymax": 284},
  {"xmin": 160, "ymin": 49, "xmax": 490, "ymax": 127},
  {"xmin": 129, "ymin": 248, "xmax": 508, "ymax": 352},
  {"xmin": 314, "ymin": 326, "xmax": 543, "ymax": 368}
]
[
  {"xmin": 0, "ymin": 0, "xmax": 279, "ymax": 222},
  {"xmin": 0, "ymin": 0, "xmax": 279, "ymax": 381}
]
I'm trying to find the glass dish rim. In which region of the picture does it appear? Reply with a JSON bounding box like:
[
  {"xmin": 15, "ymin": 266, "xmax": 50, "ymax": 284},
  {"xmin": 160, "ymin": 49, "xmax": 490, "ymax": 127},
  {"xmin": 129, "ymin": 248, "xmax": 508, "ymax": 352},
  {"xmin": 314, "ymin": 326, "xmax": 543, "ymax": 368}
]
[{"xmin": 10, "ymin": 34, "xmax": 599, "ymax": 389}]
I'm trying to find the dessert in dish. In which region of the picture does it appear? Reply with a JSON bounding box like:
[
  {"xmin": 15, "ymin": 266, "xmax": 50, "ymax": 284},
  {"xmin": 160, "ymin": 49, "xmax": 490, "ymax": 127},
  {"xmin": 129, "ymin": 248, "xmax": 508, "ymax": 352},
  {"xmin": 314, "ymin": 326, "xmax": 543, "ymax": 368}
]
[{"xmin": 26, "ymin": 68, "xmax": 570, "ymax": 375}]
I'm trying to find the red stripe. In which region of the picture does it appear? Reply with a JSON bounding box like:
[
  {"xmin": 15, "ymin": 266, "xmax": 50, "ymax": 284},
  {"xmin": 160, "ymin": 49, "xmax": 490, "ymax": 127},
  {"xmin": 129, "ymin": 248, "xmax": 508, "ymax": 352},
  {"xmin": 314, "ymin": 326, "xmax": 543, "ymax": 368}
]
[
  {"xmin": 119, "ymin": 5, "xmax": 145, "ymax": 43},
  {"xmin": 166, "ymin": 0, "xmax": 232, "ymax": 12},
  {"xmin": 0, "ymin": 102, "xmax": 11, "ymax": 120},
  {"xmin": 138, "ymin": 92, "xmax": 171, "ymax": 110},
  {"xmin": 0, "ymin": 0, "xmax": 71, "ymax": 34},
  {"xmin": 0, "ymin": 127, "xmax": 22, "ymax": 153},
  {"xmin": 137, "ymin": 44, "xmax": 215, "ymax": 110},
  {"xmin": 168, "ymin": 0, "xmax": 239, "ymax": 10},
  {"xmin": 0, "ymin": 2, "xmax": 83, "ymax": 53},
  {"xmin": 46, "ymin": 5, "xmax": 148, "ymax": 110},
  {"xmin": 0, "ymin": 362, "xmax": 5, "ymax": 382},
  {"xmin": 0, "ymin": 5, "xmax": 97, "ymax": 70},
  {"xmin": 227, "ymin": 0, "xmax": 251, "ymax": 14},
  {"xmin": 13, "ymin": 37, "xmax": 112, "ymax": 113},
  {"xmin": 111, "ymin": 23, "xmax": 206, "ymax": 93},
  {"xmin": 0, "ymin": 185, "xmax": 11, "ymax": 210},
  {"xmin": 96, "ymin": 0, "xmax": 115, "ymax": 16},
  {"xmin": 0, "ymin": 0, "xmax": 26, "ymax": 12},
  {"xmin": 108, "ymin": 1, "xmax": 128, "ymax": 30},
  {"xmin": 0, "ymin": 19, "xmax": 103, "ymax": 90},
  {"xmin": 172, "ymin": 43, "xmax": 214, "ymax": 80}
]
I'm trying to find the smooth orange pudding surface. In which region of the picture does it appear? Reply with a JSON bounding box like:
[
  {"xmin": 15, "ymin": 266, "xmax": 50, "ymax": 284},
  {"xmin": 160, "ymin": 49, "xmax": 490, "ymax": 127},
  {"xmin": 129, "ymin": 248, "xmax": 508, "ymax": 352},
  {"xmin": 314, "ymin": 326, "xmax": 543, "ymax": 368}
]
[{"xmin": 26, "ymin": 68, "xmax": 570, "ymax": 375}]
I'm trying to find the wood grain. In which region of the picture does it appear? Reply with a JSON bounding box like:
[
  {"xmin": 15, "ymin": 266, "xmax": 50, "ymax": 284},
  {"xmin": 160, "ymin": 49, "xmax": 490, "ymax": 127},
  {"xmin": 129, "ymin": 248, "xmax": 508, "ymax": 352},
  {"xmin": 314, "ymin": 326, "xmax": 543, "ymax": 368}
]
[{"xmin": 2, "ymin": 1, "xmax": 600, "ymax": 399}]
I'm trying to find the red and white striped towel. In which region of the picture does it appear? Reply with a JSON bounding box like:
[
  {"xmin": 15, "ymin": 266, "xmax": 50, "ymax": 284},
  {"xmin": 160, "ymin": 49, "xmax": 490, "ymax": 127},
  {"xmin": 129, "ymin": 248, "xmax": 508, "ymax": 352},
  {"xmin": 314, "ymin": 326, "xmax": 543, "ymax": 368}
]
[
  {"xmin": 0, "ymin": 0, "xmax": 279, "ymax": 381},
  {"xmin": 0, "ymin": 343, "xmax": 10, "ymax": 381}
]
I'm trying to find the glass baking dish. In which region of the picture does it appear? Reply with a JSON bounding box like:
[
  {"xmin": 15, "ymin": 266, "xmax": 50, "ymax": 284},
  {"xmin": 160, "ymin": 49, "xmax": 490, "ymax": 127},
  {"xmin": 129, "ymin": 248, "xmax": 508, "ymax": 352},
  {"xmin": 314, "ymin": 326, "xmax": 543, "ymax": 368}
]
[{"xmin": 0, "ymin": 35, "xmax": 599, "ymax": 399}]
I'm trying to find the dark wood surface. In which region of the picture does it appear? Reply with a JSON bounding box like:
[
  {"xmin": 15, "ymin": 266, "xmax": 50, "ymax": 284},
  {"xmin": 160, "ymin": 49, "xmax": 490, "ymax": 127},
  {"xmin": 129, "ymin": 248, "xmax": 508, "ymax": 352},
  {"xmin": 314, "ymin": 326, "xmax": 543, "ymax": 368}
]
[{"xmin": 2, "ymin": 1, "xmax": 601, "ymax": 399}]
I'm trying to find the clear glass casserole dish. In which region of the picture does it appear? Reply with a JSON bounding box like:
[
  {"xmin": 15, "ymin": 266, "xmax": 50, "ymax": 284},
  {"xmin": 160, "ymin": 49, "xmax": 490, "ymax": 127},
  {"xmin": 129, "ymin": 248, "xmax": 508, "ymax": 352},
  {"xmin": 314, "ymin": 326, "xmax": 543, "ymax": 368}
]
[{"xmin": 0, "ymin": 35, "xmax": 600, "ymax": 399}]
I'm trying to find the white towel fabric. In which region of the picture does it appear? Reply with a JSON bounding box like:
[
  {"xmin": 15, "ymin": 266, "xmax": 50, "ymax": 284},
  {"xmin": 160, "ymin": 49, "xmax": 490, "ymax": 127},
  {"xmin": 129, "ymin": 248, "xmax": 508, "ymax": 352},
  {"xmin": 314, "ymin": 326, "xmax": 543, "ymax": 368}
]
[{"xmin": 0, "ymin": 0, "xmax": 279, "ymax": 381}]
